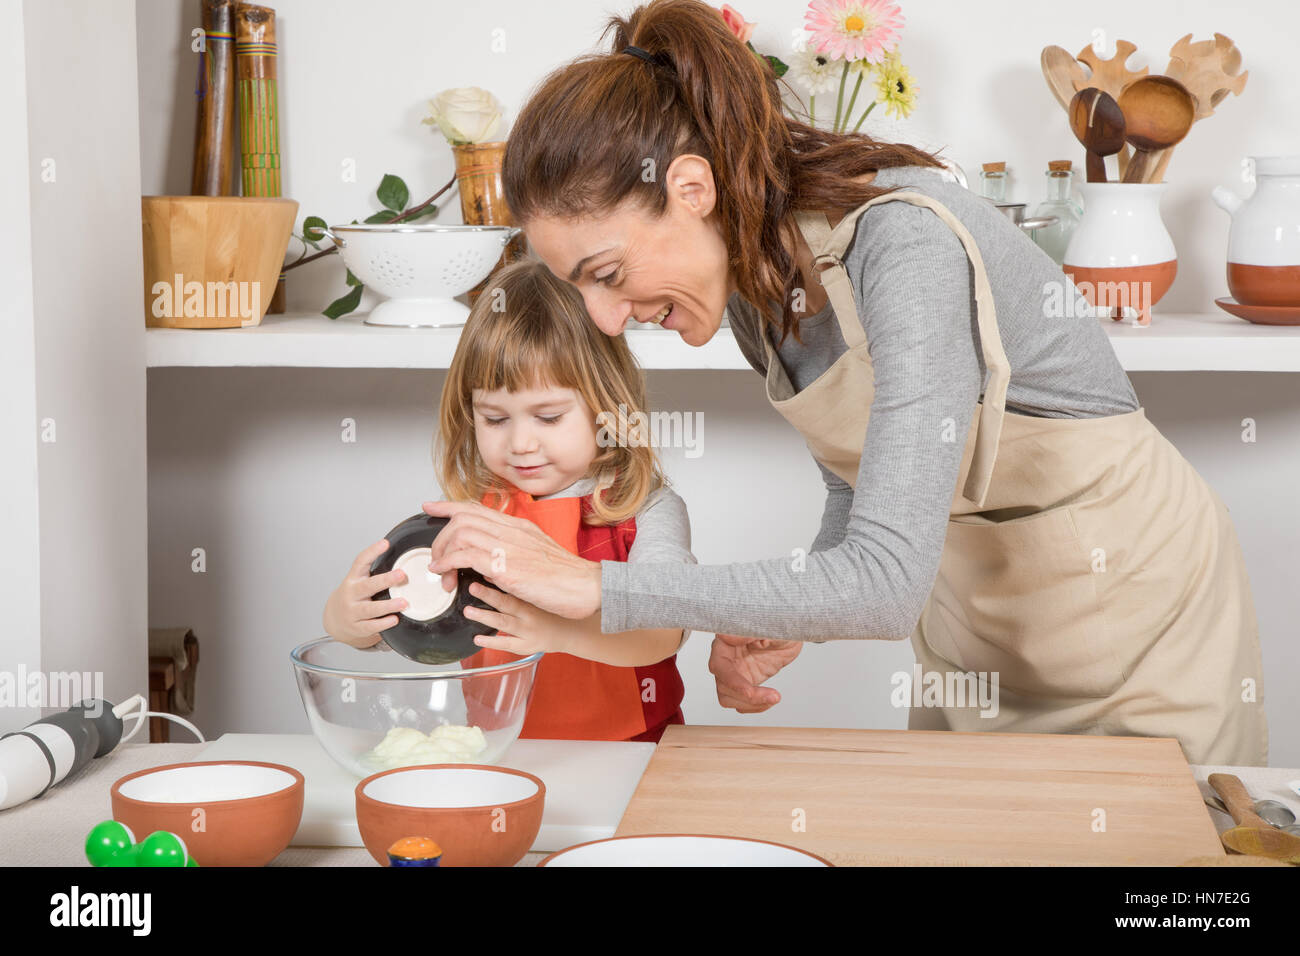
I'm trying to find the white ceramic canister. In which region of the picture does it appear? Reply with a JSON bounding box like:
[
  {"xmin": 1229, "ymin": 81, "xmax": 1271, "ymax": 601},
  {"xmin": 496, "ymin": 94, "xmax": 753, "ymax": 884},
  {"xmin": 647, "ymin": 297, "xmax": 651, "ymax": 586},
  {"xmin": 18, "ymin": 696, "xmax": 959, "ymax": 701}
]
[
  {"xmin": 1063, "ymin": 182, "xmax": 1176, "ymax": 325},
  {"xmin": 1212, "ymin": 155, "xmax": 1300, "ymax": 306}
]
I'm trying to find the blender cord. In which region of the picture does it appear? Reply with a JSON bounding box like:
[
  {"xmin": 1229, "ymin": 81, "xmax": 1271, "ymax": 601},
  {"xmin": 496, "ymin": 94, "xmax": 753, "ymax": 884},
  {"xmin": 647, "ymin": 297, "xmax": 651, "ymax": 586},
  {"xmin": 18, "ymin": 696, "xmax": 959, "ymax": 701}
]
[{"xmin": 112, "ymin": 694, "xmax": 206, "ymax": 744}]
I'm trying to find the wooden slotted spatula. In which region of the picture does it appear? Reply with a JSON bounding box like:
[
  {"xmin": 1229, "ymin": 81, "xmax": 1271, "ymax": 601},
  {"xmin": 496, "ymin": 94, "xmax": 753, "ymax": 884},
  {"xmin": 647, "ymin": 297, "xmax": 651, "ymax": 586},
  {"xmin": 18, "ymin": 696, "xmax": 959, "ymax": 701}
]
[
  {"xmin": 1074, "ymin": 39, "xmax": 1149, "ymax": 180},
  {"xmin": 1146, "ymin": 33, "xmax": 1249, "ymax": 183},
  {"xmin": 1209, "ymin": 773, "xmax": 1300, "ymax": 863}
]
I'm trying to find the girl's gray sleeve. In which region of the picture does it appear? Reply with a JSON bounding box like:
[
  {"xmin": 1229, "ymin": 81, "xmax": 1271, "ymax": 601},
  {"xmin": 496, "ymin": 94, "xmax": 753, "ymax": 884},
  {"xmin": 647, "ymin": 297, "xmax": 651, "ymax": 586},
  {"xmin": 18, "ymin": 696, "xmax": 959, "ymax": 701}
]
[
  {"xmin": 600, "ymin": 202, "xmax": 982, "ymax": 640},
  {"xmin": 624, "ymin": 487, "xmax": 696, "ymax": 567}
]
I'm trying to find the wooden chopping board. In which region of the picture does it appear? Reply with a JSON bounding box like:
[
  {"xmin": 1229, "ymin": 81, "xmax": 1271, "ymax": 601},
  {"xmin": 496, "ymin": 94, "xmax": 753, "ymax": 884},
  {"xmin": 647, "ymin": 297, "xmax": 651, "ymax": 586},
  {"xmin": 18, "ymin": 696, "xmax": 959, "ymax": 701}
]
[{"xmin": 615, "ymin": 726, "xmax": 1225, "ymax": 865}]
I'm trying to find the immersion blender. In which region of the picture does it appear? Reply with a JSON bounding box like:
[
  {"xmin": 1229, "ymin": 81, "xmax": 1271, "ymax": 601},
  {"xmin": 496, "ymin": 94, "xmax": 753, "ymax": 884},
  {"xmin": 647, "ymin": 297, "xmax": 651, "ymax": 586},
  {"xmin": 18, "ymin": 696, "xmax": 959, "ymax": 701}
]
[{"xmin": 0, "ymin": 696, "xmax": 199, "ymax": 811}]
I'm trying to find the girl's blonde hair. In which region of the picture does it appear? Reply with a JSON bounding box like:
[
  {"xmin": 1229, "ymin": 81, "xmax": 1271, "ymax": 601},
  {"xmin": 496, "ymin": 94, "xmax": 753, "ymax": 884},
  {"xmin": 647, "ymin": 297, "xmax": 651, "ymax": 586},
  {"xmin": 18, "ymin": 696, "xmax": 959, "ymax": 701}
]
[{"xmin": 435, "ymin": 256, "xmax": 666, "ymax": 526}]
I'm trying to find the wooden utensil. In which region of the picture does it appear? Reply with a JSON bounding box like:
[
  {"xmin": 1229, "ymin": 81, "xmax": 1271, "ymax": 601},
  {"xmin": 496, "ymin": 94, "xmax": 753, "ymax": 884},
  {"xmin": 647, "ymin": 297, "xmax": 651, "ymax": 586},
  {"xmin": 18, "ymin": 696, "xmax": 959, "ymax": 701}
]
[
  {"xmin": 1041, "ymin": 45, "xmax": 1089, "ymax": 111},
  {"xmin": 190, "ymin": 0, "xmax": 237, "ymax": 195},
  {"xmin": 235, "ymin": 3, "xmax": 287, "ymax": 314},
  {"xmin": 1075, "ymin": 39, "xmax": 1148, "ymax": 179},
  {"xmin": 1118, "ymin": 75, "xmax": 1196, "ymax": 184},
  {"xmin": 1069, "ymin": 88, "xmax": 1126, "ymax": 183},
  {"xmin": 1208, "ymin": 773, "xmax": 1300, "ymax": 863},
  {"xmin": 617, "ymin": 726, "xmax": 1224, "ymax": 866},
  {"xmin": 1148, "ymin": 33, "xmax": 1249, "ymax": 183}
]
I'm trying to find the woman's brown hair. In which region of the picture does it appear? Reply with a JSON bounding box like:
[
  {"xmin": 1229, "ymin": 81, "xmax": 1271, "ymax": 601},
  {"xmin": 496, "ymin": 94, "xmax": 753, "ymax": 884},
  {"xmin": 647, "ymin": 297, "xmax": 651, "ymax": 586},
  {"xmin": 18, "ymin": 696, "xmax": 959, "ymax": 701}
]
[
  {"xmin": 502, "ymin": 0, "xmax": 948, "ymax": 346},
  {"xmin": 435, "ymin": 257, "xmax": 667, "ymax": 525}
]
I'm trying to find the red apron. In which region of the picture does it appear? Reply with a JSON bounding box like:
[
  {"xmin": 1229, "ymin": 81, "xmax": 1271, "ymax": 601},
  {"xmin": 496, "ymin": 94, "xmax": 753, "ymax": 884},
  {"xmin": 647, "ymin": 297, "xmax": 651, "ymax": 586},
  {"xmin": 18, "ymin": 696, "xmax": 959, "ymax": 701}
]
[{"xmin": 463, "ymin": 484, "xmax": 685, "ymax": 742}]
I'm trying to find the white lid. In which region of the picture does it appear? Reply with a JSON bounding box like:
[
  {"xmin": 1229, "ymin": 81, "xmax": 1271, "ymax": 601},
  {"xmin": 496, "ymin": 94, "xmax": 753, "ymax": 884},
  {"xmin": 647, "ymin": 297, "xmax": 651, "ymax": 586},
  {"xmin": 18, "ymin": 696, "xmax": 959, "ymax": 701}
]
[{"xmin": 389, "ymin": 547, "xmax": 456, "ymax": 621}]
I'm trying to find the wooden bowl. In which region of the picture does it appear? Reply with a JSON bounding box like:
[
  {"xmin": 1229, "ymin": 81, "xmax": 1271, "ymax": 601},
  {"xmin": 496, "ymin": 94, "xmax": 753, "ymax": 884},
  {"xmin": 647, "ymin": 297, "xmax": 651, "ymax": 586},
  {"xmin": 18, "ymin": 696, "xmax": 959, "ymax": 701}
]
[
  {"xmin": 141, "ymin": 195, "xmax": 297, "ymax": 329},
  {"xmin": 356, "ymin": 764, "xmax": 545, "ymax": 867},
  {"xmin": 110, "ymin": 761, "xmax": 303, "ymax": 866}
]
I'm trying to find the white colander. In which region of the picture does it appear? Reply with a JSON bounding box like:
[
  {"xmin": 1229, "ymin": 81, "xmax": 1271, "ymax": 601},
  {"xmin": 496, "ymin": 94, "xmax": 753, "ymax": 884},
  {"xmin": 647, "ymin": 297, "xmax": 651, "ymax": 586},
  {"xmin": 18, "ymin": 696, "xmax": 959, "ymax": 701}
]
[{"xmin": 322, "ymin": 223, "xmax": 521, "ymax": 327}]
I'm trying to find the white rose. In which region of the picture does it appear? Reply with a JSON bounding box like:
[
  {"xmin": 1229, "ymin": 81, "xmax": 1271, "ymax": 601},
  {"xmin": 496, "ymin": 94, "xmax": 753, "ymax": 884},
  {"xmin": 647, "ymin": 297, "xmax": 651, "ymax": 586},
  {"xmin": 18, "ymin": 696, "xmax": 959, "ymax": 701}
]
[{"xmin": 422, "ymin": 87, "xmax": 504, "ymax": 145}]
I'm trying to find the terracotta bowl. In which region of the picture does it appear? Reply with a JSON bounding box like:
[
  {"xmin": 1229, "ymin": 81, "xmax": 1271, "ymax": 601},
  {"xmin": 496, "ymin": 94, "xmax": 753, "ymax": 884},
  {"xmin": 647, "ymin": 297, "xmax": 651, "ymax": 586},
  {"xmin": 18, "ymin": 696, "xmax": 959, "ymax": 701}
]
[
  {"xmin": 110, "ymin": 761, "xmax": 303, "ymax": 866},
  {"xmin": 539, "ymin": 834, "xmax": 833, "ymax": 866},
  {"xmin": 356, "ymin": 764, "xmax": 545, "ymax": 867}
]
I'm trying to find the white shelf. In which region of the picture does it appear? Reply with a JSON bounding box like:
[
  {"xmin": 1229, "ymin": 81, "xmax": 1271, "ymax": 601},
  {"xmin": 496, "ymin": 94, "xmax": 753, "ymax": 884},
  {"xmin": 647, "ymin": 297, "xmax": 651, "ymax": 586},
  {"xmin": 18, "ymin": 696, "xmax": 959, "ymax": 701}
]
[
  {"xmin": 144, "ymin": 312, "xmax": 748, "ymax": 370},
  {"xmin": 143, "ymin": 309, "xmax": 1300, "ymax": 372},
  {"xmin": 1102, "ymin": 311, "xmax": 1300, "ymax": 372}
]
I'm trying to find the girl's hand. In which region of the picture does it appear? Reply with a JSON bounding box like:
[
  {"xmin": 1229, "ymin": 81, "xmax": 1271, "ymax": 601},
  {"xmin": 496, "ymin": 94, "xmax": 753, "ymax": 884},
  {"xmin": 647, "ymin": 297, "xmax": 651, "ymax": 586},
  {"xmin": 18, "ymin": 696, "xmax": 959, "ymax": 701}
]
[
  {"xmin": 322, "ymin": 539, "xmax": 410, "ymax": 648},
  {"xmin": 463, "ymin": 582, "xmax": 577, "ymax": 656},
  {"xmin": 421, "ymin": 500, "xmax": 602, "ymax": 619}
]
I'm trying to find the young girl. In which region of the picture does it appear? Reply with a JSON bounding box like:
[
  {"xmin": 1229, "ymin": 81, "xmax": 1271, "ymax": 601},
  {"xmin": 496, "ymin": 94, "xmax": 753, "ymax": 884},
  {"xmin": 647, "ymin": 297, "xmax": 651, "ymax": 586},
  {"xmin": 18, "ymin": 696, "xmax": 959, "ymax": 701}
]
[{"xmin": 323, "ymin": 257, "xmax": 694, "ymax": 742}]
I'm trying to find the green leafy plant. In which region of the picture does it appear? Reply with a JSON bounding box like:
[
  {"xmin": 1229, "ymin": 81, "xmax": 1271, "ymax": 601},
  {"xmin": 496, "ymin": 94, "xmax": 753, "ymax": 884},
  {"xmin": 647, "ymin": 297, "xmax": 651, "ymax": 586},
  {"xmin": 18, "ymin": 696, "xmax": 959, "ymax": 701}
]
[{"xmin": 285, "ymin": 172, "xmax": 454, "ymax": 319}]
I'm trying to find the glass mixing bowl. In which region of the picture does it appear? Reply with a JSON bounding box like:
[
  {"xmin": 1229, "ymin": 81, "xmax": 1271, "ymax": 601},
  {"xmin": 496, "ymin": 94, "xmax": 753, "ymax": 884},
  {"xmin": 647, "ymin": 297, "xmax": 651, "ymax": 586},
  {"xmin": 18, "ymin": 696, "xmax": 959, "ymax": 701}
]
[{"xmin": 290, "ymin": 637, "xmax": 541, "ymax": 778}]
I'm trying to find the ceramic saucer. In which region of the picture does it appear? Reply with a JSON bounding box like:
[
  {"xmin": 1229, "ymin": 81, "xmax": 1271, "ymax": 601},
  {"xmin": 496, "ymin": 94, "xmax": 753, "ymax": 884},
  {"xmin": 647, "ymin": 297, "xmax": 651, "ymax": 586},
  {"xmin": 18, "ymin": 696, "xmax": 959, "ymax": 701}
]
[{"xmin": 1215, "ymin": 297, "xmax": 1300, "ymax": 326}]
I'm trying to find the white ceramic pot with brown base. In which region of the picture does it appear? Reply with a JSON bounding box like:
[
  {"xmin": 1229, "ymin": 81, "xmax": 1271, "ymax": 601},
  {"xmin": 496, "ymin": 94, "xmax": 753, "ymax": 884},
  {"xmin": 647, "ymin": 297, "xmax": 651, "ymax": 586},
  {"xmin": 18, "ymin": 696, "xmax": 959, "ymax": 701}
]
[
  {"xmin": 1063, "ymin": 183, "xmax": 1176, "ymax": 327},
  {"xmin": 1214, "ymin": 156, "xmax": 1300, "ymax": 308}
]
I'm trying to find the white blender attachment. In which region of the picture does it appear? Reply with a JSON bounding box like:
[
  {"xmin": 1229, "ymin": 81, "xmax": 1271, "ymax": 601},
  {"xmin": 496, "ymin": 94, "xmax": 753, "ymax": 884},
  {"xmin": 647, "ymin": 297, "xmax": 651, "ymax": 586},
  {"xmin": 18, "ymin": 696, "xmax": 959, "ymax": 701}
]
[{"xmin": 0, "ymin": 696, "xmax": 203, "ymax": 810}]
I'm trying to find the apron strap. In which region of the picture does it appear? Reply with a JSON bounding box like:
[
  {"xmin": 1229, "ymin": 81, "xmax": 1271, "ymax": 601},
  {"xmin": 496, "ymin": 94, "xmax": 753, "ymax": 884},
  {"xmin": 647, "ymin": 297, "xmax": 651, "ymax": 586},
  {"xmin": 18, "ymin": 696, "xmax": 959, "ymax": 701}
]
[
  {"xmin": 794, "ymin": 209, "xmax": 867, "ymax": 350},
  {"xmin": 795, "ymin": 190, "xmax": 1011, "ymax": 507}
]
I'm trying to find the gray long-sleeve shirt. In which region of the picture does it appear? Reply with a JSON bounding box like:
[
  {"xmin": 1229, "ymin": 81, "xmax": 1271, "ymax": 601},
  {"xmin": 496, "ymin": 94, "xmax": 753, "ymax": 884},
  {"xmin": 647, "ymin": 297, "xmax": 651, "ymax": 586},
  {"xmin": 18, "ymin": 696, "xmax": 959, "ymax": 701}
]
[{"xmin": 599, "ymin": 164, "xmax": 1138, "ymax": 642}]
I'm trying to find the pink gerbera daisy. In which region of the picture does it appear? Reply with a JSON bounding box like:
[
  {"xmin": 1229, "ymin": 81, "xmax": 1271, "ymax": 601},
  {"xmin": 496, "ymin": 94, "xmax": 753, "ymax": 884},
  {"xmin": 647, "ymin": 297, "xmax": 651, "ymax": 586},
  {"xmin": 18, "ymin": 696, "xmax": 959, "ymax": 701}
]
[{"xmin": 804, "ymin": 0, "xmax": 904, "ymax": 64}]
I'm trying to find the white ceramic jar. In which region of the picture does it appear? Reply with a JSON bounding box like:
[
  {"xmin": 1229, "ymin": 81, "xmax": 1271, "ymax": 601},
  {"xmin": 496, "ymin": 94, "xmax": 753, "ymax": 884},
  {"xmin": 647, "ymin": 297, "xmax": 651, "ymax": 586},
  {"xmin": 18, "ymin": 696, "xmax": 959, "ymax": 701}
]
[
  {"xmin": 1212, "ymin": 156, "xmax": 1300, "ymax": 306},
  {"xmin": 1063, "ymin": 182, "xmax": 1176, "ymax": 326}
]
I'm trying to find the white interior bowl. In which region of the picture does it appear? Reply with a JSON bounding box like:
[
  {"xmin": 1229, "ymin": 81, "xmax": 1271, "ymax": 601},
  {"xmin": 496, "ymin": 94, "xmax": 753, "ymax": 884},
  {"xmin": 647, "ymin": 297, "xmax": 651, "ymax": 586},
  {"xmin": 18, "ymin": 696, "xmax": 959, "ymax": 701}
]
[
  {"xmin": 118, "ymin": 763, "xmax": 298, "ymax": 802},
  {"xmin": 322, "ymin": 223, "xmax": 519, "ymax": 327},
  {"xmin": 360, "ymin": 766, "xmax": 540, "ymax": 808},
  {"xmin": 539, "ymin": 835, "xmax": 832, "ymax": 867}
]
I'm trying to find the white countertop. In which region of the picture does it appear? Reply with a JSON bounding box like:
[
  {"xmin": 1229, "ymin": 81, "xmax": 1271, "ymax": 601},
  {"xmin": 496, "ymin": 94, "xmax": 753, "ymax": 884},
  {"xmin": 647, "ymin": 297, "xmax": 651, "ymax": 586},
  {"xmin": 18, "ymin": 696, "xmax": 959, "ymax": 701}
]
[{"xmin": 2, "ymin": 739, "xmax": 1296, "ymax": 867}]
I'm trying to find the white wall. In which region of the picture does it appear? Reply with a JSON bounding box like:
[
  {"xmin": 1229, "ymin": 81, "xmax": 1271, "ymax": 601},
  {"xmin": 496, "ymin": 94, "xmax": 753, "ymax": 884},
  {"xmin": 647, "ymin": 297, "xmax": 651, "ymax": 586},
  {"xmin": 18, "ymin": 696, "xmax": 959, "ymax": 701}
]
[
  {"xmin": 1, "ymin": 0, "xmax": 42, "ymax": 730},
  {"xmin": 136, "ymin": 0, "xmax": 1300, "ymax": 764},
  {"xmin": 1, "ymin": 0, "xmax": 149, "ymax": 726}
]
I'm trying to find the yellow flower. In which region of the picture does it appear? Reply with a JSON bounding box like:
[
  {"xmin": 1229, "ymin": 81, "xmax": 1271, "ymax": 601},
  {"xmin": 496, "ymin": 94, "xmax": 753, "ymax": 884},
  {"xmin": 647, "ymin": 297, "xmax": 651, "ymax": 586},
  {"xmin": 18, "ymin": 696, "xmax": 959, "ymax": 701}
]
[{"xmin": 874, "ymin": 51, "xmax": 917, "ymax": 119}]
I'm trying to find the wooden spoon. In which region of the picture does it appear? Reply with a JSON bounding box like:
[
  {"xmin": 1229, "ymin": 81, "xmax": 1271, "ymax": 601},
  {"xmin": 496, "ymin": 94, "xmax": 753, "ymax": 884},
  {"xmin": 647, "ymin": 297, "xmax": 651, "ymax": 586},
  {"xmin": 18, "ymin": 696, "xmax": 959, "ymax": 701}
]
[
  {"xmin": 1041, "ymin": 45, "xmax": 1088, "ymax": 111},
  {"xmin": 1209, "ymin": 773, "xmax": 1300, "ymax": 863},
  {"xmin": 1068, "ymin": 88, "xmax": 1126, "ymax": 183},
  {"xmin": 1148, "ymin": 33, "xmax": 1249, "ymax": 183},
  {"xmin": 1118, "ymin": 75, "xmax": 1196, "ymax": 184}
]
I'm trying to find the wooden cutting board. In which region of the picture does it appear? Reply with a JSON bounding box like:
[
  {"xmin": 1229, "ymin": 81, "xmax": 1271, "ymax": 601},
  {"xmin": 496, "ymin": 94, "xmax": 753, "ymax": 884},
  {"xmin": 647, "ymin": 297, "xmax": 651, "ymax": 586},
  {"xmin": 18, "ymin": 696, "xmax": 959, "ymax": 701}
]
[{"xmin": 615, "ymin": 726, "xmax": 1225, "ymax": 865}]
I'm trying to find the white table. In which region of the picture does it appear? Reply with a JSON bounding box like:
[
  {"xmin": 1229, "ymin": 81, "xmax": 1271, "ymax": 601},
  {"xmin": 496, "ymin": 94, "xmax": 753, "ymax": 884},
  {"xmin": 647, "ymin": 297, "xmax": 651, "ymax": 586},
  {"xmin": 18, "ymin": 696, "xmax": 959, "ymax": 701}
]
[{"xmin": 2, "ymin": 740, "xmax": 1296, "ymax": 866}]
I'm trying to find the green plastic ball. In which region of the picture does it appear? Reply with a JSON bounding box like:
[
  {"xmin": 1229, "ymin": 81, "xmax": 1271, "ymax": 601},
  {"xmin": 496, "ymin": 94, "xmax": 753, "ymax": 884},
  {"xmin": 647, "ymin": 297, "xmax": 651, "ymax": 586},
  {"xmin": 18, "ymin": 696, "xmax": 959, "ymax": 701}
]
[
  {"xmin": 85, "ymin": 820, "xmax": 135, "ymax": 867},
  {"xmin": 104, "ymin": 844, "xmax": 143, "ymax": 867},
  {"xmin": 137, "ymin": 831, "xmax": 189, "ymax": 867}
]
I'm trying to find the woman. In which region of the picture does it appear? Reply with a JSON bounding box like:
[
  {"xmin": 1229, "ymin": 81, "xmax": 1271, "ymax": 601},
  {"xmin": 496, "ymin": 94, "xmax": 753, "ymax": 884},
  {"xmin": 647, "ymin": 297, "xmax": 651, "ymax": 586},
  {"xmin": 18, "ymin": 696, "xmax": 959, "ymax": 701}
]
[{"xmin": 423, "ymin": 0, "xmax": 1267, "ymax": 765}]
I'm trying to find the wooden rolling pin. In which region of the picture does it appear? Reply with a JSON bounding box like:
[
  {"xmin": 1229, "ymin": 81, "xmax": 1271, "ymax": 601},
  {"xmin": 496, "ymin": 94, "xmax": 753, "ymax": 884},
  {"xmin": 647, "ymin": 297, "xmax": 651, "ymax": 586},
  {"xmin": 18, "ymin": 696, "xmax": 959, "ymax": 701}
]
[
  {"xmin": 190, "ymin": 0, "xmax": 237, "ymax": 195},
  {"xmin": 1209, "ymin": 773, "xmax": 1300, "ymax": 863}
]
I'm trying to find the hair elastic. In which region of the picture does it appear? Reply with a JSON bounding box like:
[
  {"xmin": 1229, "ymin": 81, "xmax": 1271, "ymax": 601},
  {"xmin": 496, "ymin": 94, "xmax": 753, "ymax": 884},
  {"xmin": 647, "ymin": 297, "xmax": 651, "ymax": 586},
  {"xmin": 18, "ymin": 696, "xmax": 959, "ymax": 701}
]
[{"xmin": 622, "ymin": 44, "xmax": 674, "ymax": 72}]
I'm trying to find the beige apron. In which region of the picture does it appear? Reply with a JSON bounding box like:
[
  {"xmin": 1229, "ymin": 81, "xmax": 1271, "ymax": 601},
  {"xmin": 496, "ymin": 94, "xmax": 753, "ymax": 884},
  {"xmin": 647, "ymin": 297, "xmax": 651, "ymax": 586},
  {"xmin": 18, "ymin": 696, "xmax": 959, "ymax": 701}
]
[{"xmin": 762, "ymin": 189, "xmax": 1268, "ymax": 766}]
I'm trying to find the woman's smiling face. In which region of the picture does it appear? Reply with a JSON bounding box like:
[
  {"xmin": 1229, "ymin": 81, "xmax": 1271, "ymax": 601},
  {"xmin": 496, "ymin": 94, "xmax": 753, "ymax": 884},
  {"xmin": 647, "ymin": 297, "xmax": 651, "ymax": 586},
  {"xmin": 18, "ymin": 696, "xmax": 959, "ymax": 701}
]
[{"xmin": 523, "ymin": 155, "xmax": 736, "ymax": 347}]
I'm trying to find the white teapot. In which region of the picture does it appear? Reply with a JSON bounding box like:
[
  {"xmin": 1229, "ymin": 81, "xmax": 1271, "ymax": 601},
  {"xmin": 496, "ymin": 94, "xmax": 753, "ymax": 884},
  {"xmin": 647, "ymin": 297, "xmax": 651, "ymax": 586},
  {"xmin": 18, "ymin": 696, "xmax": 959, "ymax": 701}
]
[{"xmin": 1212, "ymin": 156, "xmax": 1300, "ymax": 306}]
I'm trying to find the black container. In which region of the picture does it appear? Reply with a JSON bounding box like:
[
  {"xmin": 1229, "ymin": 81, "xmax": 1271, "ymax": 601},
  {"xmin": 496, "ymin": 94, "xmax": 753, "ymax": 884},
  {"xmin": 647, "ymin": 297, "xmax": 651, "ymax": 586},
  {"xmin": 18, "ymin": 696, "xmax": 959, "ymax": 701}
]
[{"xmin": 369, "ymin": 513, "xmax": 499, "ymax": 665}]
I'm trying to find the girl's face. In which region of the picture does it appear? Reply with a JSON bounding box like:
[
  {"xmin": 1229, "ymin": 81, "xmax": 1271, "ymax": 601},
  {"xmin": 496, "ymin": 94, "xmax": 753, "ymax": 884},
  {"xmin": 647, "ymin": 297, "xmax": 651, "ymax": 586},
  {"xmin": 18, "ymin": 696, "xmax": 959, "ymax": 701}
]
[
  {"xmin": 472, "ymin": 382, "xmax": 598, "ymax": 495},
  {"xmin": 524, "ymin": 155, "xmax": 736, "ymax": 348}
]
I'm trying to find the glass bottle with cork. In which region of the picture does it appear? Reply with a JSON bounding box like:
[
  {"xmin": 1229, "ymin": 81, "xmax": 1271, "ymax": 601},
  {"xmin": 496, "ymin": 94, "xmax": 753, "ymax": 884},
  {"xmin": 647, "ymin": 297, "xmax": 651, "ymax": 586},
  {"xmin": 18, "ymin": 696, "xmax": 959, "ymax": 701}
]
[
  {"xmin": 979, "ymin": 162, "xmax": 1007, "ymax": 202},
  {"xmin": 1029, "ymin": 160, "xmax": 1084, "ymax": 266}
]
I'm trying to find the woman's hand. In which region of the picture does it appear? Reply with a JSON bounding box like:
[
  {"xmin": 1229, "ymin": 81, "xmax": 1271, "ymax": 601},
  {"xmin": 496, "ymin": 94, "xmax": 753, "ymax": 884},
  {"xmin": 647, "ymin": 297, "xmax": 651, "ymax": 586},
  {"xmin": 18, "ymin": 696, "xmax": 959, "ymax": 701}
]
[
  {"xmin": 463, "ymin": 581, "xmax": 578, "ymax": 656},
  {"xmin": 322, "ymin": 539, "xmax": 410, "ymax": 648},
  {"xmin": 708, "ymin": 634, "xmax": 803, "ymax": 713},
  {"xmin": 421, "ymin": 500, "xmax": 603, "ymax": 619}
]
